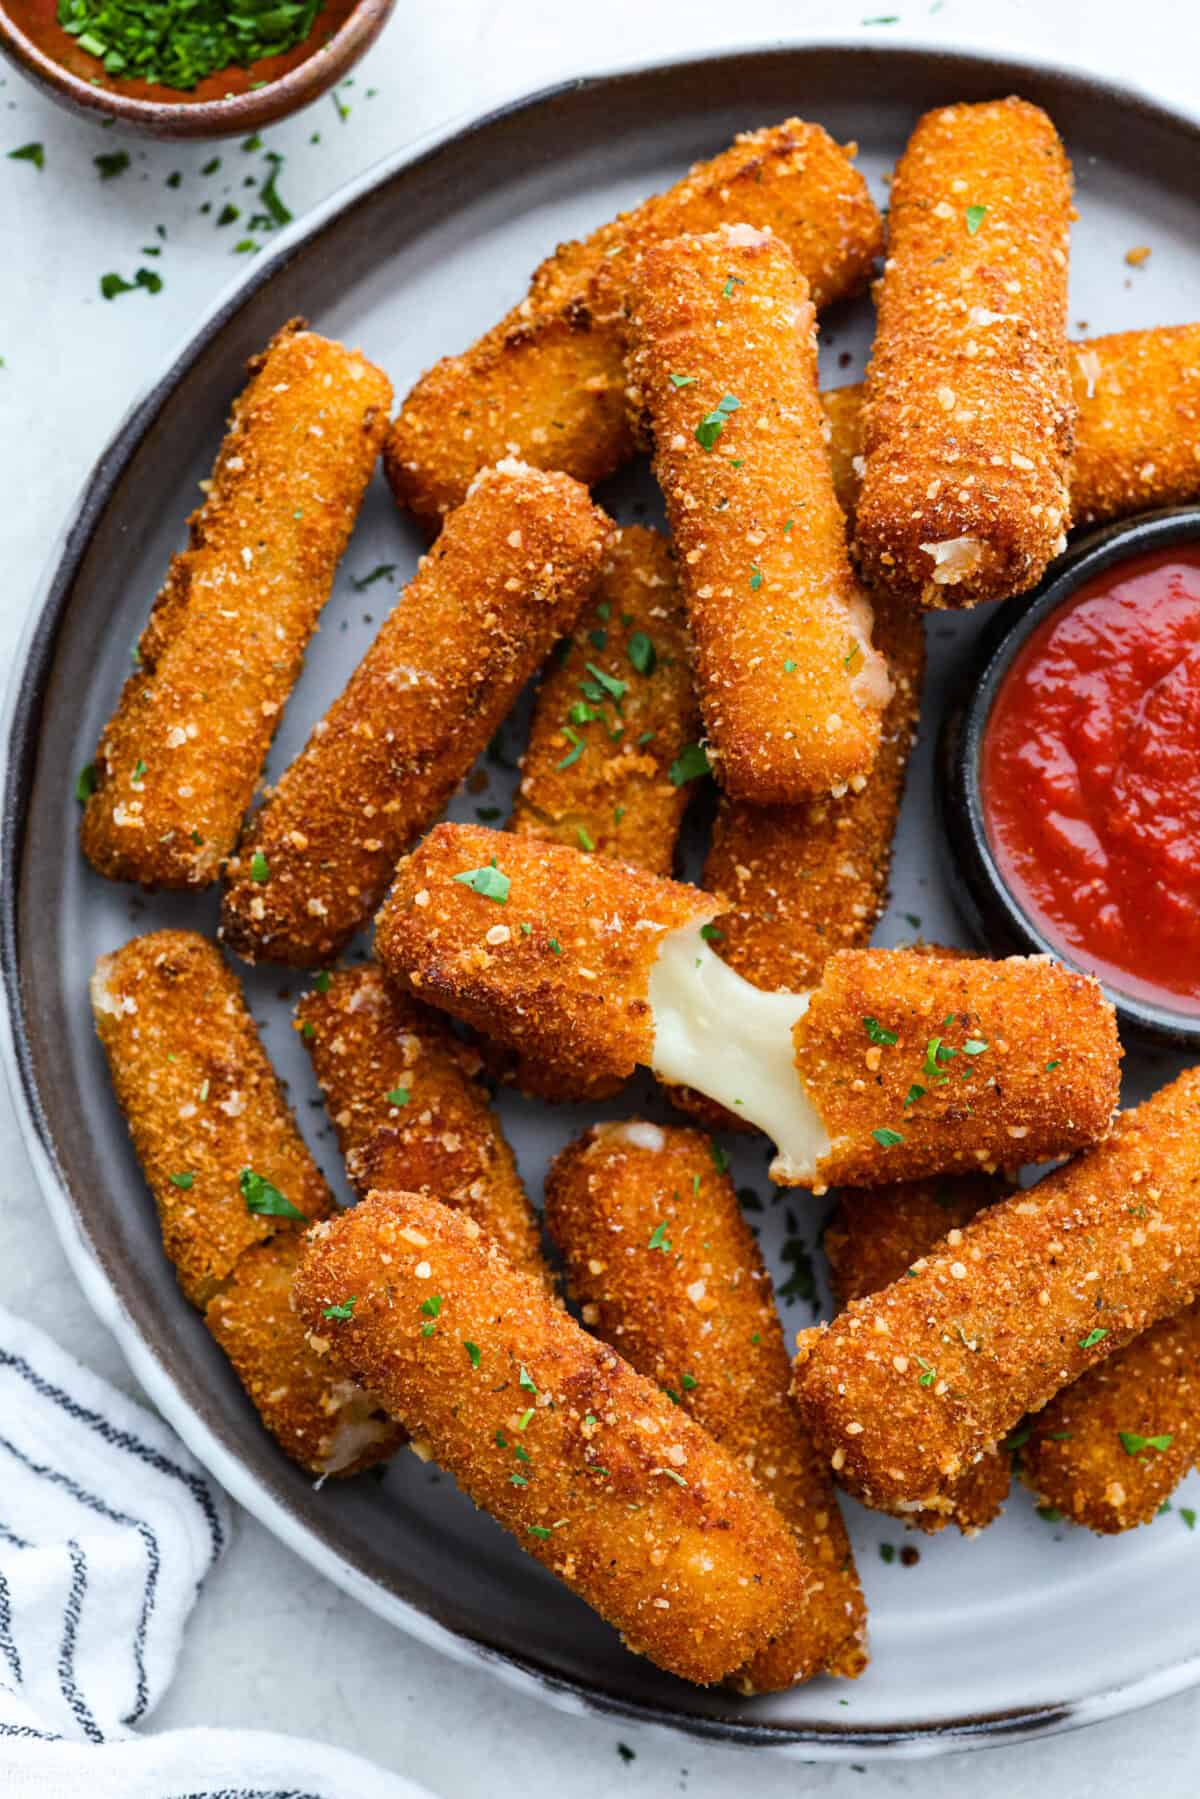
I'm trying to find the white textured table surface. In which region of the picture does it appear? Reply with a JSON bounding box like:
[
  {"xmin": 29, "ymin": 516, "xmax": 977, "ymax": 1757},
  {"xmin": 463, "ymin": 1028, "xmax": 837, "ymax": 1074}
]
[{"xmin": 4, "ymin": 1, "xmax": 1200, "ymax": 1792}]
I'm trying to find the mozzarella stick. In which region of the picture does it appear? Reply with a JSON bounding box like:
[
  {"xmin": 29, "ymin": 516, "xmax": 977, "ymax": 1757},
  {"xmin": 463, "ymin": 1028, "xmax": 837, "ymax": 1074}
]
[
  {"xmin": 385, "ymin": 121, "xmax": 882, "ymax": 529},
  {"xmin": 823, "ymin": 325, "xmax": 1200, "ymax": 526},
  {"xmin": 90, "ymin": 931, "xmax": 399, "ymax": 1477},
  {"xmin": 626, "ymin": 226, "xmax": 891, "ymax": 802},
  {"xmin": 544, "ymin": 1122, "xmax": 868, "ymax": 1687},
  {"xmin": 1020, "ymin": 1303, "xmax": 1200, "ymax": 1533},
  {"xmin": 510, "ymin": 526, "xmax": 699, "ymax": 873},
  {"xmin": 293, "ymin": 1190, "xmax": 817, "ymax": 1686},
  {"xmin": 80, "ymin": 322, "xmax": 392, "ymax": 889},
  {"xmin": 792, "ymin": 1067, "xmax": 1200, "ymax": 1520},
  {"xmin": 295, "ymin": 963, "xmax": 549, "ymax": 1287},
  {"xmin": 824, "ymin": 1175, "xmax": 1012, "ymax": 1535},
  {"xmin": 853, "ymin": 99, "xmax": 1074, "ymax": 608},
  {"xmin": 376, "ymin": 825, "xmax": 1120, "ymax": 1187},
  {"xmin": 221, "ymin": 463, "xmax": 608, "ymax": 967}
]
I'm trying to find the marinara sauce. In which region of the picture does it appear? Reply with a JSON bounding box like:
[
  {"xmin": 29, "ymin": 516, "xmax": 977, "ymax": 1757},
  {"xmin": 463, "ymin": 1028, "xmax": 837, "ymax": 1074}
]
[{"xmin": 982, "ymin": 545, "xmax": 1200, "ymax": 1015}]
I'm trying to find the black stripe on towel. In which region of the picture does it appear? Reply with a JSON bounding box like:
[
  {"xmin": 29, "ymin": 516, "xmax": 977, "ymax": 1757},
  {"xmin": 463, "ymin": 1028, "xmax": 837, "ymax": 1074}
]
[{"xmin": 59, "ymin": 1540, "xmax": 103, "ymax": 1744}]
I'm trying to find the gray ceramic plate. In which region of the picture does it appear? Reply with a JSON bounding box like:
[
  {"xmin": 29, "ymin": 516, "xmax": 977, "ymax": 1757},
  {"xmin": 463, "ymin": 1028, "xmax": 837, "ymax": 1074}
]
[{"xmin": 4, "ymin": 42, "xmax": 1200, "ymax": 1759}]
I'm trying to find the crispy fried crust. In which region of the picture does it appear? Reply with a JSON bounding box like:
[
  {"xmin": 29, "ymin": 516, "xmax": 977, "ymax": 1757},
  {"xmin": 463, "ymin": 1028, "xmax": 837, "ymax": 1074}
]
[
  {"xmin": 293, "ymin": 1190, "xmax": 816, "ymax": 1685},
  {"xmin": 90, "ymin": 930, "xmax": 398, "ymax": 1477},
  {"xmin": 384, "ymin": 121, "xmax": 882, "ymax": 528},
  {"xmin": 794, "ymin": 949, "xmax": 1121, "ymax": 1191},
  {"xmin": 80, "ymin": 322, "xmax": 392, "ymax": 888},
  {"xmin": 221, "ymin": 464, "xmax": 608, "ymax": 966},
  {"xmin": 511, "ymin": 526, "xmax": 698, "ymax": 874},
  {"xmin": 792, "ymin": 1067, "xmax": 1200, "ymax": 1518},
  {"xmin": 823, "ymin": 1174, "xmax": 1012, "ymax": 1534},
  {"xmin": 1020, "ymin": 1303, "xmax": 1200, "ymax": 1533},
  {"xmin": 854, "ymin": 99, "xmax": 1074, "ymax": 608},
  {"xmin": 626, "ymin": 226, "xmax": 890, "ymax": 802},
  {"xmin": 823, "ymin": 325, "xmax": 1200, "ymax": 527},
  {"xmin": 375, "ymin": 822, "xmax": 718, "ymax": 1091},
  {"xmin": 544, "ymin": 1123, "xmax": 867, "ymax": 1687},
  {"xmin": 295, "ymin": 964, "xmax": 549, "ymax": 1287}
]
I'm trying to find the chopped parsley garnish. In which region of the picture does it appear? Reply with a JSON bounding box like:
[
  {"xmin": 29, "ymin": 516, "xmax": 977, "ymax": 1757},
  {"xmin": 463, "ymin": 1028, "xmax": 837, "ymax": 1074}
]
[
  {"xmin": 8, "ymin": 143, "xmax": 44, "ymax": 170},
  {"xmin": 617, "ymin": 1744, "xmax": 636, "ymax": 1763},
  {"xmin": 1078, "ymin": 1328, "xmax": 1108, "ymax": 1350},
  {"xmin": 75, "ymin": 763, "xmax": 97, "ymax": 805},
  {"xmin": 575, "ymin": 826, "xmax": 595, "ymax": 852},
  {"xmin": 420, "ymin": 1295, "xmax": 443, "ymax": 1319},
  {"xmin": 95, "ymin": 150, "xmax": 130, "ymax": 180},
  {"xmin": 627, "ymin": 631, "xmax": 656, "ymax": 676},
  {"xmin": 647, "ymin": 1221, "xmax": 672, "ymax": 1253},
  {"xmin": 903, "ymin": 1083, "xmax": 925, "ymax": 1108},
  {"xmin": 916, "ymin": 1356, "xmax": 936, "ymax": 1388},
  {"xmin": 669, "ymin": 373, "xmax": 696, "ymax": 389},
  {"xmin": 778, "ymin": 1213, "xmax": 818, "ymax": 1308},
  {"xmin": 1182, "ymin": 1508, "xmax": 1197, "ymax": 1531},
  {"xmin": 699, "ymin": 922, "xmax": 723, "ymax": 943},
  {"xmin": 863, "ymin": 1016, "xmax": 898, "ymax": 1047},
  {"xmin": 749, "ymin": 564, "xmax": 763, "ymax": 591},
  {"xmin": 168, "ymin": 1171, "xmax": 194, "ymax": 1190},
  {"xmin": 548, "ymin": 938, "xmax": 562, "ymax": 956},
  {"xmin": 351, "ymin": 563, "xmax": 397, "ymax": 591},
  {"xmin": 1045, "ymin": 1059, "xmax": 1061, "ymax": 1072},
  {"xmin": 517, "ymin": 1407, "xmax": 535, "ymax": 1432},
  {"xmin": 453, "ymin": 858, "xmax": 510, "ymax": 903},
  {"xmin": 217, "ymin": 203, "xmax": 240, "ymax": 227},
  {"xmin": 879, "ymin": 1542, "xmax": 896, "ymax": 1564},
  {"xmin": 313, "ymin": 970, "xmax": 331, "ymax": 992},
  {"xmin": 669, "ymin": 743, "xmax": 711, "ymax": 786},
  {"xmin": 260, "ymin": 153, "xmax": 292, "ymax": 227},
  {"xmin": 384, "ymin": 1085, "xmax": 409, "ymax": 1107},
  {"xmin": 249, "ymin": 850, "xmax": 270, "ymax": 883},
  {"xmin": 721, "ymin": 275, "xmax": 745, "ymax": 298},
  {"xmin": 584, "ymin": 661, "xmax": 627, "ymax": 705},
  {"xmin": 239, "ymin": 1167, "xmax": 304, "ymax": 1219},
  {"xmin": 59, "ymin": 0, "xmax": 324, "ymax": 91},
  {"xmin": 1037, "ymin": 1505, "xmax": 1063, "ymax": 1523},
  {"xmin": 1002, "ymin": 1423, "xmax": 1031, "ymax": 1452},
  {"xmin": 965, "ymin": 204, "xmax": 988, "ymax": 235},
  {"xmin": 872, "ymin": 1127, "xmax": 904, "ymax": 1148},
  {"xmin": 527, "ymin": 1524, "xmax": 552, "ymax": 1539},
  {"xmin": 323, "ymin": 1298, "xmax": 356, "ymax": 1321},
  {"xmin": 783, "ymin": 658, "xmax": 796, "ymax": 673},
  {"xmin": 963, "ymin": 1038, "xmax": 989, "ymax": 1056},
  {"xmin": 465, "ymin": 1341, "xmax": 481, "ymax": 1368},
  {"xmin": 922, "ymin": 1035, "xmax": 957, "ymax": 1082},
  {"xmin": 1119, "ymin": 1431, "xmax": 1172, "ymax": 1456},
  {"xmin": 510, "ymin": 1472, "xmax": 528, "ymax": 1487},
  {"xmin": 681, "ymin": 1372, "xmax": 698, "ymax": 1391},
  {"xmin": 844, "ymin": 643, "xmax": 861, "ymax": 670},
  {"xmin": 556, "ymin": 727, "xmax": 585, "ymax": 769},
  {"xmin": 710, "ymin": 1142, "xmax": 729, "ymax": 1174},
  {"xmin": 694, "ymin": 392, "xmax": 740, "ymax": 450},
  {"xmin": 519, "ymin": 1365, "xmax": 538, "ymax": 1394}
]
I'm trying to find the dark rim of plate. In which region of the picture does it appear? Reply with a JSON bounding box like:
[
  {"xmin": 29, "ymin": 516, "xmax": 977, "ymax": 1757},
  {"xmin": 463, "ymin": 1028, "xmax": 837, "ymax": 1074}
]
[
  {"xmin": 940, "ymin": 506, "xmax": 1200, "ymax": 1051},
  {"xmin": 5, "ymin": 42, "xmax": 1200, "ymax": 1755}
]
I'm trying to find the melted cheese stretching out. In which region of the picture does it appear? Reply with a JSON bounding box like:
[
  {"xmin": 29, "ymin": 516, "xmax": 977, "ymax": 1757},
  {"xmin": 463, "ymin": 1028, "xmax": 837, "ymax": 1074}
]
[
  {"xmin": 376, "ymin": 825, "xmax": 1121, "ymax": 1188},
  {"xmin": 648, "ymin": 925, "xmax": 828, "ymax": 1181}
]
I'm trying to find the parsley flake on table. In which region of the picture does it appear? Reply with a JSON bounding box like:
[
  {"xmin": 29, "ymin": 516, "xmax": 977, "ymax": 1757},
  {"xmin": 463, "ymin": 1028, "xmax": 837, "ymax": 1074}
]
[
  {"xmin": 239, "ymin": 1167, "xmax": 304, "ymax": 1219},
  {"xmin": 94, "ymin": 151, "xmax": 130, "ymax": 180},
  {"xmin": 323, "ymin": 1298, "xmax": 356, "ymax": 1321},
  {"xmin": 453, "ymin": 858, "xmax": 510, "ymax": 903},
  {"xmin": 695, "ymin": 391, "xmax": 740, "ymax": 450},
  {"xmin": 8, "ymin": 144, "xmax": 44, "ymax": 170},
  {"xmin": 351, "ymin": 563, "xmax": 397, "ymax": 591}
]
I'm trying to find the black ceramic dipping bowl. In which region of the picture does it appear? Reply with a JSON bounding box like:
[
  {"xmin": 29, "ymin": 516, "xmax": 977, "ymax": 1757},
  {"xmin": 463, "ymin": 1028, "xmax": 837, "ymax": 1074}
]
[{"xmin": 940, "ymin": 505, "xmax": 1200, "ymax": 1052}]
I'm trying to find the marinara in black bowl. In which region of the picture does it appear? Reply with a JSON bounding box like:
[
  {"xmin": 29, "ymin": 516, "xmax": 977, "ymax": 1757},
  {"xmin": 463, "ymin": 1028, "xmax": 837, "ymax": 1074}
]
[{"xmin": 942, "ymin": 508, "xmax": 1200, "ymax": 1049}]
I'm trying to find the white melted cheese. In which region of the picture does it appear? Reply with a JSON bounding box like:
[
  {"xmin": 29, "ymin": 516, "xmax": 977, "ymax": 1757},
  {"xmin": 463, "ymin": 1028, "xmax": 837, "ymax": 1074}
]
[{"xmin": 647, "ymin": 923, "xmax": 830, "ymax": 1183}]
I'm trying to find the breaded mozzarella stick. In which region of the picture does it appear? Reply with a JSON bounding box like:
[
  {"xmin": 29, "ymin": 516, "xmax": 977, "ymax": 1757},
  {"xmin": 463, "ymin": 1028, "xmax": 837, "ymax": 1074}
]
[
  {"xmin": 854, "ymin": 99, "xmax": 1074, "ymax": 608},
  {"xmin": 81, "ymin": 321, "xmax": 392, "ymax": 888},
  {"xmin": 792, "ymin": 1067, "xmax": 1200, "ymax": 1520},
  {"xmin": 295, "ymin": 964, "xmax": 549, "ymax": 1287},
  {"xmin": 626, "ymin": 226, "xmax": 891, "ymax": 802},
  {"xmin": 823, "ymin": 1175, "xmax": 1012, "ymax": 1535},
  {"xmin": 822, "ymin": 325, "xmax": 1200, "ymax": 527},
  {"xmin": 385, "ymin": 120, "xmax": 882, "ymax": 528},
  {"xmin": 293, "ymin": 1191, "xmax": 818, "ymax": 1686},
  {"xmin": 376, "ymin": 825, "xmax": 1120, "ymax": 1188},
  {"xmin": 90, "ymin": 931, "xmax": 399, "ymax": 1477},
  {"xmin": 545, "ymin": 1122, "xmax": 868, "ymax": 1687},
  {"xmin": 222, "ymin": 463, "xmax": 608, "ymax": 966}
]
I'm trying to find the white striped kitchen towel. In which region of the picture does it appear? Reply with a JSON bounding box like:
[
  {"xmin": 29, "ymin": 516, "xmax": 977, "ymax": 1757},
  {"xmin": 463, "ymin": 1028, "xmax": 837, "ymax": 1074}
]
[{"xmin": 0, "ymin": 1303, "xmax": 429, "ymax": 1799}]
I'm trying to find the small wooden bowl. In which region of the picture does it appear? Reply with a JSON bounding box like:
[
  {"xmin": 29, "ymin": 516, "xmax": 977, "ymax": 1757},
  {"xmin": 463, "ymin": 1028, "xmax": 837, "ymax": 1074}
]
[{"xmin": 0, "ymin": 0, "xmax": 395, "ymax": 139}]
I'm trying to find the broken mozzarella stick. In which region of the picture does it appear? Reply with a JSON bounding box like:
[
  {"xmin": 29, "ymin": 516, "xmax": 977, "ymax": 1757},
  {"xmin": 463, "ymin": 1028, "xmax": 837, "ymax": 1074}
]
[
  {"xmin": 375, "ymin": 824, "xmax": 1120, "ymax": 1188},
  {"xmin": 823, "ymin": 1175, "xmax": 1012, "ymax": 1535},
  {"xmin": 822, "ymin": 324, "xmax": 1200, "ymax": 527},
  {"xmin": 221, "ymin": 462, "xmax": 608, "ymax": 966},
  {"xmin": 544, "ymin": 1122, "xmax": 868, "ymax": 1687},
  {"xmin": 90, "ymin": 931, "xmax": 399, "ymax": 1477},
  {"xmin": 385, "ymin": 120, "xmax": 882, "ymax": 528},
  {"xmin": 293, "ymin": 1190, "xmax": 817, "ymax": 1686},
  {"xmin": 625, "ymin": 225, "xmax": 891, "ymax": 803},
  {"xmin": 792, "ymin": 1067, "xmax": 1200, "ymax": 1521},
  {"xmin": 81, "ymin": 321, "xmax": 392, "ymax": 888},
  {"xmin": 854, "ymin": 98, "xmax": 1074, "ymax": 608},
  {"xmin": 295, "ymin": 963, "xmax": 550, "ymax": 1288}
]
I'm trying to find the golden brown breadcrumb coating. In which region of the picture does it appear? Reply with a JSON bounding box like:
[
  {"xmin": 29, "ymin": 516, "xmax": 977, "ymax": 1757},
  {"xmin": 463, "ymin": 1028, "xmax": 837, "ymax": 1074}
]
[
  {"xmin": 221, "ymin": 463, "xmax": 608, "ymax": 966},
  {"xmin": 795, "ymin": 949, "xmax": 1120, "ymax": 1191},
  {"xmin": 510, "ymin": 526, "xmax": 698, "ymax": 874},
  {"xmin": 1020, "ymin": 1303, "xmax": 1200, "ymax": 1533},
  {"xmin": 81, "ymin": 322, "xmax": 392, "ymax": 888},
  {"xmin": 823, "ymin": 325, "xmax": 1200, "ymax": 528},
  {"xmin": 854, "ymin": 99, "xmax": 1074, "ymax": 608},
  {"xmin": 544, "ymin": 1122, "xmax": 867, "ymax": 1687},
  {"xmin": 295, "ymin": 963, "xmax": 549, "ymax": 1286},
  {"xmin": 626, "ymin": 225, "xmax": 890, "ymax": 802},
  {"xmin": 385, "ymin": 121, "xmax": 882, "ymax": 528},
  {"xmin": 90, "ymin": 931, "xmax": 398, "ymax": 1477},
  {"xmin": 823, "ymin": 1174, "xmax": 1012, "ymax": 1535},
  {"xmin": 375, "ymin": 822, "xmax": 719, "ymax": 1094},
  {"xmin": 293, "ymin": 1190, "xmax": 818, "ymax": 1686},
  {"xmin": 792, "ymin": 1066, "xmax": 1200, "ymax": 1520}
]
